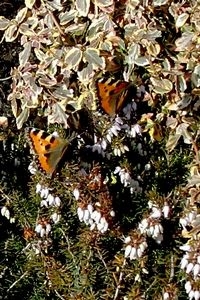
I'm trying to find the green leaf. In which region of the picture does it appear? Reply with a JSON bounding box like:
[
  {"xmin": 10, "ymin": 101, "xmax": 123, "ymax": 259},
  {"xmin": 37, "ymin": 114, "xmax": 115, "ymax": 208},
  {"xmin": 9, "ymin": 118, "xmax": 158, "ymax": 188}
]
[
  {"xmin": 11, "ymin": 99, "xmax": 18, "ymax": 118},
  {"xmin": 16, "ymin": 107, "xmax": 30, "ymax": 129},
  {"xmin": 178, "ymin": 75, "xmax": 187, "ymax": 92},
  {"xmin": 25, "ymin": 0, "xmax": 36, "ymax": 9},
  {"xmin": 147, "ymin": 43, "xmax": 161, "ymax": 57},
  {"xmin": 48, "ymin": 103, "xmax": 69, "ymax": 129},
  {"xmin": 150, "ymin": 78, "xmax": 173, "ymax": 94},
  {"xmin": 84, "ymin": 48, "xmax": 105, "ymax": 69},
  {"xmin": 34, "ymin": 48, "xmax": 46, "ymax": 62},
  {"xmin": 19, "ymin": 22, "xmax": 36, "ymax": 36},
  {"xmin": 0, "ymin": 16, "xmax": 10, "ymax": 30},
  {"xmin": 19, "ymin": 42, "xmax": 31, "ymax": 66},
  {"xmin": 166, "ymin": 122, "xmax": 192, "ymax": 151},
  {"xmin": 175, "ymin": 32, "xmax": 193, "ymax": 51},
  {"xmin": 65, "ymin": 47, "xmax": 82, "ymax": 70},
  {"xmin": 176, "ymin": 123, "xmax": 192, "ymax": 144},
  {"xmin": 4, "ymin": 24, "xmax": 18, "ymax": 42},
  {"xmin": 78, "ymin": 63, "xmax": 94, "ymax": 83},
  {"xmin": 59, "ymin": 10, "xmax": 78, "ymax": 25},
  {"xmin": 76, "ymin": 0, "xmax": 90, "ymax": 17},
  {"xmin": 16, "ymin": 7, "xmax": 28, "ymax": 24},
  {"xmin": 135, "ymin": 57, "xmax": 149, "ymax": 66},
  {"xmin": 53, "ymin": 85, "xmax": 74, "ymax": 101},
  {"xmin": 166, "ymin": 133, "xmax": 181, "ymax": 152},
  {"xmin": 176, "ymin": 13, "xmax": 189, "ymax": 28},
  {"xmin": 38, "ymin": 75, "xmax": 57, "ymax": 87},
  {"xmin": 126, "ymin": 44, "xmax": 140, "ymax": 64}
]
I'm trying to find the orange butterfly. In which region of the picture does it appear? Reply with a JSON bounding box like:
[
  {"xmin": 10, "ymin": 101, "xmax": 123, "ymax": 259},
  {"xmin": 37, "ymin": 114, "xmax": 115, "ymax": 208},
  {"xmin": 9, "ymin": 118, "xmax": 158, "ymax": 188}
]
[
  {"xmin": 96, "ymin": 78, "xmax": 131, "ymax": 117},
  {"xmin": 27, "ymin": 128, "xmax": 69, "ymax": 177}
]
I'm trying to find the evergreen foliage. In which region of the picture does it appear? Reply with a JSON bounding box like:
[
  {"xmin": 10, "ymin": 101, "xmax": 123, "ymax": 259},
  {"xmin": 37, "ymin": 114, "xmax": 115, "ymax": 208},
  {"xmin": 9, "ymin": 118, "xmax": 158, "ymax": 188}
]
[{"xmin": 0, "ymin": 0, "xmax": 200, "ymax": 299}]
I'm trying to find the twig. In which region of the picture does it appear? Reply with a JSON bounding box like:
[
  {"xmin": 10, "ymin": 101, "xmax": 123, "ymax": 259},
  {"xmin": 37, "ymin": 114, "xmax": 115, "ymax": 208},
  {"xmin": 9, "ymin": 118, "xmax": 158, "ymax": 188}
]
[
  {"xmin": 0, "ymin": 76, "xmax": 12, "ymax": 81},
  {"xmin": 48, "ymin": 10, "xmax": 65, "ymax": 37},
  {"xmin": 55, "ymin": 290, "xmax": 66, "ymax": 300},
  {"xmin": 7, "ymin": 271, "xmax": 28, "ymax": 292},
  {"xmin": 169, "ymin": 253, "xmax": 174, "ymax": 282},
  {"xmin": 59, "ymin": 228, "xmax": 76, "ymax": 264},
  {"xmin": 96, "ymin": 248, "xmax": 109, "ymax": 272},
  {"xmin": 113, "ymin": 258, "xmax": 126, "ymax": 300},
  {"xmin": 0, "ymin": 187, "xmax": 12, "ymax": 203},
  {"xmin": 144, "ymin": 278, "xmax": 157, "ymax": 298}
]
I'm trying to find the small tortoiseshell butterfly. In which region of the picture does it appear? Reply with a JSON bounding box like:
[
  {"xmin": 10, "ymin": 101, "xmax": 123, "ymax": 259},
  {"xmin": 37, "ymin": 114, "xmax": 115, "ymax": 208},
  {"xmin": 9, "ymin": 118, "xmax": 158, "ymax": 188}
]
[
  {"xmin": 27, "ymin": 128, "xmax": 69, "ymax": 177},
  {"xmin": 96, "ymin": 78, "xmax": 131, "ymax": 117}
]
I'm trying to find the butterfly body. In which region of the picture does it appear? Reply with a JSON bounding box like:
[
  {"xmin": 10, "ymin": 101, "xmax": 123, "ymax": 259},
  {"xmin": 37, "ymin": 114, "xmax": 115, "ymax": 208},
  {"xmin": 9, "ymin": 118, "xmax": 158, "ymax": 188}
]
[
  {"xmin": 27, "ymin": 128, "xmax": 69, "ymax": 176},
  {"xmin": 96, "ymin": 78, "xmax": 131, "ymax": 117}
]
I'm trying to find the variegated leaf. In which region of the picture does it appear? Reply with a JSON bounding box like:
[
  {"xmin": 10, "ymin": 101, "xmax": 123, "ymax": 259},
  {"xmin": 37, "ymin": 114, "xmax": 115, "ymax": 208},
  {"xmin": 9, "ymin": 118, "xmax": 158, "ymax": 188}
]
[
  {"xmin": 84, "ymin": 48, "xmax": 105, "ymax": 69},
  {"xmin": 65, "ymin": 48, "xmax": 82, "ymax": 70},
  {"xmin": 0, "ymin": 16, "xmax": 10, "ymax": 30},
  {"xmin": 76, "ymin": 0, "xmax": 90, "ymax": 17}
]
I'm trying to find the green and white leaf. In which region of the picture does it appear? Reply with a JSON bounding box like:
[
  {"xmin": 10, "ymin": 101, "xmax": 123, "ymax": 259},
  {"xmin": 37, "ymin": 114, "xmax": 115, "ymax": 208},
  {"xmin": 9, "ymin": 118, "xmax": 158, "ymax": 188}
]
[
  {"xmin": 19, "ymin": 42, "xmax": 31, "ymax": 66},
  {"xmin": 166, "ymin": 133, "xmax": 181, "ymax": 152},
  {"xmin": 59, "ymin": 10, "xmax": 78, "ymax": 25},
  {"xmin": 84, "ymin": 48, "xmax": 105, "ymax": 69},
  {"xmin": 135, "ymin": 57, "xmax": 149, "ymax": 66},
  {"xmin": 76, "ymin": 0, "xmax": 90, "ymax": 17},
  {"xmin": 151, "ymin": 78, "xmax": 173, "ymax": 94},
  {"xmin": 0, "ymin": 16, "xmax": 10, "ymax": 30},
  {"xmin": 16, "ymin": 7, "xmax": 28, "ymax": 24},
  {"xmin": 25, "ymin": 0, "xmax": 36, "ymax": 9},
  {"xmin": 16, "ymin": 107, "xmax": 30, "ymax": 129},
  {"xmin": 175, "ymin": 32, "xmax": 193, "ymax": 51},
  {"xmin": 48, "ymin": 103, "xmax": 69, "ymax": 129},
  {"xmin": 176, "ymin": 13, "xmax": 189, "ymax": 28},
  {"xmin": 4, "ymin": 24, "xmax": 18, "ymax": 42},
  {"xmin": 78, "ymin": 63, "xmax": 94, "ymax": 84},
  {"xmin": 65, "ymin": 48, "xmax": 82, "ymax": 70}
]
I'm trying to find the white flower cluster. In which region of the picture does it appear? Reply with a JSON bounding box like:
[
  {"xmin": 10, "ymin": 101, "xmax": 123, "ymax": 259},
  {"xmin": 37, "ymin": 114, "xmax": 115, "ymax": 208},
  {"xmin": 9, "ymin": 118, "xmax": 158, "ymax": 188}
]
[
  {"xmin": 86, "ymin": 117, "xmax": 142, "ymax": 159},
  {"xmin": 114, "ymin": 166, "xmax": 142, "ymax": 194},
  {"xmin": 124, "ymin": 235, "xmax": 148, "ymax": 260},
  {"xmin": 185, "ymin": 281, "xmax": 200, "ymax": 300},
  {"xmin": 86, "ymin": 134, "xmax": 106, "ymax": 157},
  {"xmin": 139, "ymin": 219, "xmax": 163, "ymax": 243},
  {"xmin": 179, "ymin": 210, "xmax": 200, "ymax": 231},
  {"xmin": 76, "ymin": 202, "xmax": 115, "ymax": 234},
  {"xmin": 122, "ymin": 101, "xmax": 137, "ymax": 120},
  {"xmin": 180, "ymin": 240, "xmax": 200, "ymax": 300},
  {"xmin": 36, "ymin": 183, "xmax": 61, "ymax": 208},
  {"xmin": 179, "ymin": 210, "xmax": 200, "ymax": 299},
  {"xmin": 28, "ymin": 161, "xmax": 37, "ymax": 175},
  {"xmin": 106, "ymin": 117, "xmax": 123, "ymax": 143},
  {"xmin": 35, "ymin": 222, "xmax": 52, "ymax": 238},
  {"xmin": 113, "ymin": 144, "xmax": 129, "ymax": 157},
  {"xmin": 127, "ymin": 123, "xmax": 142, "ymax": 138},
  {"xmin": 180, "ymin": 243, "xmax": 200, "ymax": 279},
  {"xmin": 35, "ymin": 183, "xmax": 61, "ymax": 227},
  {"xmin": 1, "ymin": 206, "xmax": 15, "ymax": 223},
  {"xmin": 148, "ymin": 201, "xmax": 170, "ymax": 219},
  {"xmin": 138, "ymin": 202, "xmax": 166, "ymax": 244},
  {"xmin": 86, "ymin": 117, "xmax": 128, "ymax": 157}
]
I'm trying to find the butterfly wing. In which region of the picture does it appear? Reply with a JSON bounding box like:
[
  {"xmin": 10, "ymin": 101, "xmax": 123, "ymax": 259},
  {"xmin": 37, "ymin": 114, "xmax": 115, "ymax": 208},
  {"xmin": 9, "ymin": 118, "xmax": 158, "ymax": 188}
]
[
  {"xmin": 97, "ymin": 79, "xmax": 130, "ymax": 117},
  {"xmin": 28, "ymin": 128, "xmax": 68, "ymax": 176}
]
